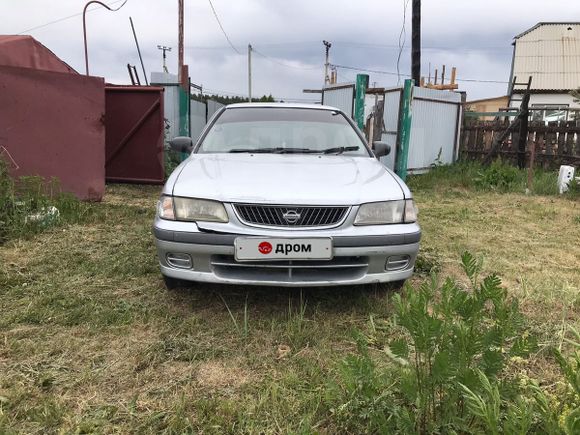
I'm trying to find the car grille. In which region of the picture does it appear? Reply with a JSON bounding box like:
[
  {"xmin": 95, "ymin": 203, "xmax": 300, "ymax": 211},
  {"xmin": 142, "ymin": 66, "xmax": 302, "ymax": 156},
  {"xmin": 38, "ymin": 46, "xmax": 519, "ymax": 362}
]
[
  {"xmin": 233, "ymin": 204, "xmax": 349, "ymax": 228},
  {"xmin": 211, "ymin": 255, "xmax": 368, "ymax": 283}
]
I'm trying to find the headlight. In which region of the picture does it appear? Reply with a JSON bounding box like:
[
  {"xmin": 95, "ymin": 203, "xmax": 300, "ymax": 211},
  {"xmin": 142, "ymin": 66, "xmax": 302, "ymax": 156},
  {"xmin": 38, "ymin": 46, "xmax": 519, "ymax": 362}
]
[
  {"xmin": 354, "ymin": 199, "xmax": 417, "ymax": 225},
  {"xmin": 157, "ymin": 195, "xmax": 175, "ymax": 220},
  {"xmin": 157, "ymin": 196, "xmax": 228, "ymax": 222}
]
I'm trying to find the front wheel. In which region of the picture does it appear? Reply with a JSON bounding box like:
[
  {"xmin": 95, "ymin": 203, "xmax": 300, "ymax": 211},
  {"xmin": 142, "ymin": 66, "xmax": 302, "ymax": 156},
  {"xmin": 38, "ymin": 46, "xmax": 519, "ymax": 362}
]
[
  {"xmin": 162, "ymin": 275, "xmax": 187, "ymax": 290},
  {"xmin": 368, "ymin": 280, "xmax": 406, "ymax": 294},
  {"xmin": 387, "ymin": 280, "xmax": 406, "ymax": 291}
]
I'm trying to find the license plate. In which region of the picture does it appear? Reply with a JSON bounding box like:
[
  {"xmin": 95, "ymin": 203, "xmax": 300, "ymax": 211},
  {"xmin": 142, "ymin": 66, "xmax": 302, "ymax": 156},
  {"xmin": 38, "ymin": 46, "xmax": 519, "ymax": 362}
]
[{"xmin": 234, "ymin": 237, "xmax": 332, "ymax": 261}]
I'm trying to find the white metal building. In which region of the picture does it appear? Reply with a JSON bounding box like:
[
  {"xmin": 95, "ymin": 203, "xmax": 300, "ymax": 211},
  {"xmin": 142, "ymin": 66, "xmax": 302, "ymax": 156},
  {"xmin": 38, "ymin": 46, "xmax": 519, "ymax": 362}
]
[{"xmin": 509, "ymin": 22, "xmax": 580, "ymax": 120}]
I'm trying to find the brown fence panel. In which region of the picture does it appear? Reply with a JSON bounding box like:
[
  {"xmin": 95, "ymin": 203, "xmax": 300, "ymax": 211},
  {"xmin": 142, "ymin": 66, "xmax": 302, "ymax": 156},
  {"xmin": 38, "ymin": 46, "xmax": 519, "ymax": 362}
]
[
  {"xmin": 105, "ymin": 85, "xmax": 165, "ymax": 184},
  {"xmin": 0, "ymin": 65, "xmax": 105, "ymax": 200},
  {"xmin": 460, "ymin": 119, "xmax": 580, "ymax": 168}
]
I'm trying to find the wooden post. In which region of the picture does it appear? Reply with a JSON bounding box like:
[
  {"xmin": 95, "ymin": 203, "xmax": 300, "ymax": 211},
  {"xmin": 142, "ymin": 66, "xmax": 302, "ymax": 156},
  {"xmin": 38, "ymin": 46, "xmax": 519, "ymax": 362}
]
[
  {"xmin": 441, "ymin": 65, "xmax": 446, "ymax": 85},
  {"xmin": 517, "ymin": 85, "xmax": 531, "ymax": 168},
  {"xmin": 411, "ymin": 0, "xmax": 421, "ymax": 84},
  {"xmin": 178, "ymin": 0, "xmax": 184, "ymax": 83},
  {"xmin": 527, "ymin": 139, "xmax": 535, "ymax": 194},
  {"xmin": 367, "ymin": 113, "xmax": 374, "ymax": 143}
]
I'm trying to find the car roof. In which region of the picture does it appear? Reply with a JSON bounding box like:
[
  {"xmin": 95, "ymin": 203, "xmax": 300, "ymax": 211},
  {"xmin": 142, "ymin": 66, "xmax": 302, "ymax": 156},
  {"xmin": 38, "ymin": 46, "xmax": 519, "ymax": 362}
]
[{"xmin": 226, "ymin": 102, "xmax": 340, "ymax": 111}]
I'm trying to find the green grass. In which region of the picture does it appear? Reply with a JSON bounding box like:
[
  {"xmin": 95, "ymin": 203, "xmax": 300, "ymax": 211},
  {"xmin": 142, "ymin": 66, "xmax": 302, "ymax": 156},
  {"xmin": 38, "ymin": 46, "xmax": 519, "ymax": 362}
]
[
  {"xmin": 407, "ymin": 160, "xmax": 579, "ymax": 198},
  {"xmin": 0, "ymin": 166, "xmax": 579, "ymax": 433}
]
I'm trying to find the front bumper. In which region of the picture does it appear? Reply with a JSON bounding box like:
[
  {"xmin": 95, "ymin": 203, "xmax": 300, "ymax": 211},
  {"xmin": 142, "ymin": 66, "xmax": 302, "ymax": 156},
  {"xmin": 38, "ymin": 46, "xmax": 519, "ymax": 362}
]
[{"xmin": 153, "ymin": 218, "xmax": 421, "ymax": 287}]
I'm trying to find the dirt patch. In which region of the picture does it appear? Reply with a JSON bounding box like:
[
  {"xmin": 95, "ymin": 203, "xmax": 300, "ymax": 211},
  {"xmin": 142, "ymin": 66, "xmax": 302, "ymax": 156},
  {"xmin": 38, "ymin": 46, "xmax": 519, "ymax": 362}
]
[{"xmin": 196, "ymin": 360, "xmax": 252, "ymax": 390}]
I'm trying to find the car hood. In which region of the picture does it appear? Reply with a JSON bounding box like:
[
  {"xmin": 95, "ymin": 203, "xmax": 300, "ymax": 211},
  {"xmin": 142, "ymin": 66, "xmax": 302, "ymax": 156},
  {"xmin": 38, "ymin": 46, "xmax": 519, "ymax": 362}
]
[{"xmin": 170, "ymin": 154, "xmax": 408, "ymax": 205}]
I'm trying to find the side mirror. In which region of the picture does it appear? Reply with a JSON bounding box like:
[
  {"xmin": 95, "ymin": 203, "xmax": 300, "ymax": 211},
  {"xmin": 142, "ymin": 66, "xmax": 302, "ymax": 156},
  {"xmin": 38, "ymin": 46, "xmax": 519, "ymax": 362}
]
[
  {"xmin": 169, "ymin": 136, "xmax": 193, "ymax": 153},
  {"xmin": 372, "ymin": 141, "xmax": 391, "ymax": 158}
]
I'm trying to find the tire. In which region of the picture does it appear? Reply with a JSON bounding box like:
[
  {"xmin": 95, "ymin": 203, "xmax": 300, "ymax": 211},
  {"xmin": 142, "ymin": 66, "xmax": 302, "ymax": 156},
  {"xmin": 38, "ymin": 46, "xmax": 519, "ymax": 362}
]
[
  {"xmin": 368, "ymin": 279, "xmax": 406, "ymax": 294},
  {"xmin": 162, "ymin": 274, "xmax": 187, "ymax": 290},
  {"xmin": 388, "ymin": 279, "xmax": 406, "ymax": 291}
]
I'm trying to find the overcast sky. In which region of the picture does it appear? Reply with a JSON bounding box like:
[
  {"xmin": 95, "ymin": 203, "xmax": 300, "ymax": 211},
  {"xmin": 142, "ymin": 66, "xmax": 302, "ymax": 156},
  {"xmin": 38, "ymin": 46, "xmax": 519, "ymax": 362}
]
[{"xmin": 5, "ymin": 0, "xmax": 580, "ymax": 101}]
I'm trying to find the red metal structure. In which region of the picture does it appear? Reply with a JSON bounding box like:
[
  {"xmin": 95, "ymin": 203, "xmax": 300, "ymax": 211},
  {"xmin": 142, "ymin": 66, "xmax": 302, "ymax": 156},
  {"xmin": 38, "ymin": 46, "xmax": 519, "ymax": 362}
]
[
  {"xmin": 0, "ymin": 65, "xmax": 105, "ymax": 200},
  {"xmin": 105, "ymin": 85, "xmax": 165, "ymax": 184},
  {"xmin": 0, "ymin": 36, "xmax": 105, "ymax": 200},
  {"xmin": 0, "ymin": 36, "xmax": 77, "ymax": 74},
  {"xmin": 0, "ymin": 35, "xmax": 166, "ymax": 200}
]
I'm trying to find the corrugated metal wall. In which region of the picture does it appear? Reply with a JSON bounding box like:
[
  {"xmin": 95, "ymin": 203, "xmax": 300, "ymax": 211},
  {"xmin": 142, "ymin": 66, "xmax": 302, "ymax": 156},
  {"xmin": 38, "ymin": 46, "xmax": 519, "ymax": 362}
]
[
  {"xmin": 380, "ymin": 89, "xmax": 402, "ymax": 170},
  {"xmin": 513, "ymin": 23, "xmax": 580, "ymax": 91},
  {"xmin": 163, "ymin": 85, "xmax": 180, "ymax": 141},
  {"xmin": 151, "ymin": 72, "xmax": 224, "ymax": 143},
  {"xmin": 381, "ymin": 86, "xmax": 462, "ymax": 173},
  {"xmin": 322, "ymin": 84, "xmax": 355, "ymax": 116},
  {"xmin": 151, "ymin": 72, "xmax": 180, "ymax": 142},
  {"xmin": 190, "ymin": 100, "xmax": 207, "ymax": 142},
  {"xmin": 207, "ymin": 100, "xmax": 225, "ymax": 119},
  {"xmin": 408, "ymin": 87, "xmax": 461, "ymax": 172}
]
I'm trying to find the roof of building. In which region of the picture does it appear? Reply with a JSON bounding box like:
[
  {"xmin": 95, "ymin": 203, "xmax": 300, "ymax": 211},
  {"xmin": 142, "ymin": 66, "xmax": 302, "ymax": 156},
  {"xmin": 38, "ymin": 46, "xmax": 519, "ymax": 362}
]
[
  {"xmin": 0, "ymin": 35, "xmax": 77, "ymax": 74},
  {"xmin": 511, "ymin": 23, "xmax": 580, "ymax": 91},
  {"xmin": 514, "ymin": 22, "xmax": 580, "ymax": 39}
]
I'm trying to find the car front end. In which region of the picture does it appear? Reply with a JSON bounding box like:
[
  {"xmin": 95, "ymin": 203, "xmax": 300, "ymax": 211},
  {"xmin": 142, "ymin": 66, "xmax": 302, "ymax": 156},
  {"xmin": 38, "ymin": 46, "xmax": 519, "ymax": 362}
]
[
  {"xmin": 154, "ymin": 199, "xmax": 420, "ymax": 287},
  {"xmin": 153, "ymin": 104, "xmax": 420, "ymax": 288}
]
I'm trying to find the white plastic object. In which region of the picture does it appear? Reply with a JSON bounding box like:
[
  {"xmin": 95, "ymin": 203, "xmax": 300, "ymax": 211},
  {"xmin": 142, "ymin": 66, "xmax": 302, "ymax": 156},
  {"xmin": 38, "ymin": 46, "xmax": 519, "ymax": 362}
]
[{"xmin": 557, "ymin": 165, "xmax": 575, "ymax": 194}]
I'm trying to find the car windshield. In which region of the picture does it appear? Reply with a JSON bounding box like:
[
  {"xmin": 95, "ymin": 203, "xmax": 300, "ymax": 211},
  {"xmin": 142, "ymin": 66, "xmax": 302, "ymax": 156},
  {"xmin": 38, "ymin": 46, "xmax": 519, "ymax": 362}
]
[{"xmin": 197, "ymin": 107, "xmax": 369, "ymax": 156}]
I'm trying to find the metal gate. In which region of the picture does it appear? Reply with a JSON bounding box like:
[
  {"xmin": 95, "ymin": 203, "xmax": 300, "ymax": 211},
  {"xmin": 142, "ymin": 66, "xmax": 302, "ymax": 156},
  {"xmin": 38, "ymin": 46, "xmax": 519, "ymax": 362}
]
[
  {"xmin": 322, "ymin": 83, "xmax": 355, "ymax": 117},
  {"xmin": 105, "ymin": 85, "xmax": 165, "ymax": 184}
]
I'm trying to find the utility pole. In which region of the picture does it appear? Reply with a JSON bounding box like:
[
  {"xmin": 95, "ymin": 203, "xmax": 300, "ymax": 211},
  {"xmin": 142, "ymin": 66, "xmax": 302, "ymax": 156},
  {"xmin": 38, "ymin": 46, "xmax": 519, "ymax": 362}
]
[
  {"xmin": 323, "ymin": 40, "xmax": 332, "ymax": 86},
  {"xmin": 248, "ymin": 44, "xmax": 252, "ymax": 102},
  {"xmin": 411, "ymin": 0, "xmax": 421, "ymax": 84},
  {"xmin": 157, "ymin": 45, "xmax": 171, "ymax": 73},
  {"xmin": 178, "ymin": 0, "xmax": 188, "ymax": 90}
]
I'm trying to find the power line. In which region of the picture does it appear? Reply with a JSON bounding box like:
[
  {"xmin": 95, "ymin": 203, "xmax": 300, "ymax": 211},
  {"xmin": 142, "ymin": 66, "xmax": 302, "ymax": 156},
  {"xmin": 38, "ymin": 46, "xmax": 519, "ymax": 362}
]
[
  {"xmin": 252, "ymin": 47, "xmax": 319, "ymax": 70},
  {"xmin": 334, "ymin": 64, "xmax": 400, "ymax": 77},
  {"xmin": 207, "ymin": 0, "xmax": 241, "ymax": 54},
  {"xmin": 17, "ymin": 0, "xmax": 127, "ymax": 34},
  {"xmin": 183, "ymin": 41, "xmax": 511, "ymax": 53},
  {"xmin": 336, "ymin": 41, "xmax": 511, "ymax": 52},
  {"xmin": 331, "ymin": 63, "xmax": 509, "ymax": 84},
  {"xmin": 397, "ymin": 0, "xmax": 411, "ymax": 85}
]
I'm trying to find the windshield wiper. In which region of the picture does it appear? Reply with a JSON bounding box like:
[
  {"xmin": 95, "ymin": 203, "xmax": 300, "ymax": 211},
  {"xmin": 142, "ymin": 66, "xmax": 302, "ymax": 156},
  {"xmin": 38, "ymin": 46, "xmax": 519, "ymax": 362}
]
[
  {"xmin": 229, "ymin": 146, "xmax": 359, "ymax": 155},
  {"xmin": 321, "ymin": 146, "xmax": 359, "ymax": 154},
  {"xmin": 229, "ymin": 148, "xmax": 276, "ymax": 153},
  {"xmin": 229, "ymin": 147, "xmax": 314, "ymax": 154}
]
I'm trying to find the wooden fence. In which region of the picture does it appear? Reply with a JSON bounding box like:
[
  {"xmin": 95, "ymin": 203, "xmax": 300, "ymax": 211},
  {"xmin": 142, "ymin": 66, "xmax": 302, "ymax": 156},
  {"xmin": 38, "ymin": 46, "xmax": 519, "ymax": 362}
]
[{"xmin": 460, "ymin": 120, "xmax": 580, "ymax": 168}]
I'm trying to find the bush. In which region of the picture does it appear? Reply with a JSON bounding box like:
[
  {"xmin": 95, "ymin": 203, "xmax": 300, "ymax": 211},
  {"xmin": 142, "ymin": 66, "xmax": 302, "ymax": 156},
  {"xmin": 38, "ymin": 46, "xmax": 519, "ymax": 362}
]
[
  {"xmin": 0, "ymin": 158, "xmax": 88, "ymax": 243},
  {"xmin": 164, "ymin": 149, "xmax": 183, "ymax": 178},
  {"xmin": 474, "ymin": 159, "xmax": 520, "ymax": 191},
  {"xmin": 327, "ymin": 252, "xmax": 579, "ymax": 433}
]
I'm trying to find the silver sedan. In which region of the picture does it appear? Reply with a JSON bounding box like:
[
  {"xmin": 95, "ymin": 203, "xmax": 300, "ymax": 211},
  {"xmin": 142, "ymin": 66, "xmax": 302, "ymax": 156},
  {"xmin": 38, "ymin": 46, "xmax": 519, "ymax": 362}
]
[{"xmin": 154, "ymin": 103, "xmax": 420, "ymax": 288}]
